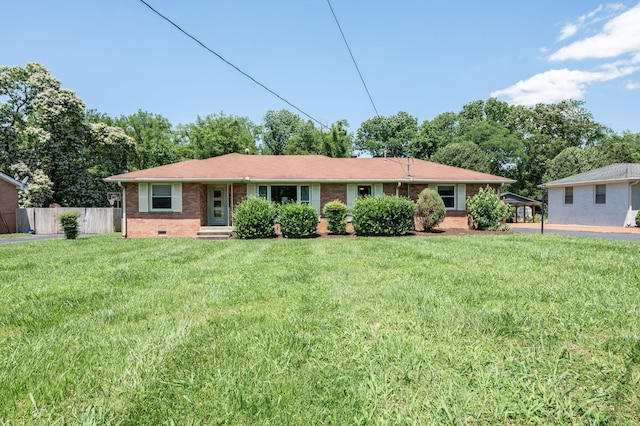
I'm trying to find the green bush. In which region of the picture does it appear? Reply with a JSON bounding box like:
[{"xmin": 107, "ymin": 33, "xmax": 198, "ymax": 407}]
[
  {"xmin": 636, "ymin": 210, "xmax": 640, "ymax": 227},
  {"xmin": 322, "ymin": 199, "xmax": 348, "ymax": 235},
  {"xmin": 233, "ymin": 196, "xmax": 276, "ymax": 239},
  {"xmin": 415, "ymin": 189, "xmax": 446, "ymax": 232},
  {"xmin": 57, "ymin": 211, "xmax": 80, "ymax": 239},
  {"xmin": 466, "ymin": 186, "xmax": 511, "ymax": 230},
  {"xmin": 279, "ymin": 203, "xmax": 319, "ymax": 238},
  {"xmin": 352, "ymin": 195, "xmax": 415, "ymax": 236}
]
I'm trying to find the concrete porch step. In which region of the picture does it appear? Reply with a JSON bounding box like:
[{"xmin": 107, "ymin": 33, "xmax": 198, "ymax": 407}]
[{"xmin": 196, "ymin": 226, "xmax": 234, "ymax": 240}]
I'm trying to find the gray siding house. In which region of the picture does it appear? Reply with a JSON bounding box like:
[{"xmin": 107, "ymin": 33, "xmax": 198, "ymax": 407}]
[{"xmin": 543, "ymin": 164, "xmax": 640, "ymax": 227}]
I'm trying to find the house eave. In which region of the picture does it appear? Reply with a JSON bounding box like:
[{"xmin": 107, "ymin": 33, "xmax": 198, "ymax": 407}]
[
  {"xmin": 106, "ymin": 177, "xmax": 515, "ymax": 184},
  {"xmin": 544, "ymin": 177, "xmax": 637, "ymax": 188}
]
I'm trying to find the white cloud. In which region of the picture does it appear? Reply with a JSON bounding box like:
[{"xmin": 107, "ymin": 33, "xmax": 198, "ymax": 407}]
[
  {"xmin": 491, "ymin": 65, "xmax": 638, "ymax": 105},
  {"xmin": 550, "ymin": 3, "xmax": 640, "ymax": 61},
  {"xmin": 625, "ymin": 81, "xmax": 640, "ymax": 90},
  {"xmin": 557, "ymin": 23, "xmax": 579, "ymax": 42}
]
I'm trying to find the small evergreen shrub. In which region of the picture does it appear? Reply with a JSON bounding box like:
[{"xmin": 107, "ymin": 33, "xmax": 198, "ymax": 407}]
[
  {"xmin": 466, "ymin": 186, "xmax": 511, "ymax": 230},
  {"xmin": 352, "ymin": 195, "xmax": 415, "ymax": 236},
  {"xmin": 322, "ymin": 199, "xmax": 348, "ymax": 235},
  {"xmin": 279, "ymin": 203, "xmax": 319, "ymax": 238},
  {"xmin": 58, "ymin": 211, "xmax": 80, "ymax": 239},
  {"xmin": 415, "ymin": 189, "xmax": 446, "ymax": 232},
  {"xmin": 233, "ymin": 196, "xmax": 276, "ymax": 239},
  {"xmin": 636, "ymin": 210, "xmax": 640, "ymax": 227}
]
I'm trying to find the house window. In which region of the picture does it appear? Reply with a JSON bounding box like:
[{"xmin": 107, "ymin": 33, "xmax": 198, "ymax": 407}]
[
  {"xmin": 258, "ymin": 185, "xmax": 268, "ymax": 199},
  {"xmin": 300, "ymin": 185, "xmax": 310, "ymax": 204},
  {"xmin": 271, "ymin": 185, "xmax": 297, "ymax": 203},
  {"xmin": 358, "ymin": 185, "xmax": 372, "ymax": 197},
  {"xmin": 595, "ymin": 184, "xmax": 606, "ymax": 204},
  {"xmin": 564, "ymin": 187, "xmax": 573, "ymax": 205},
  {"xmin": 437, "ymin": 185, "xmax": 456, "ymax": 209},
  {"xmin": 151, "ymin": 184, "xmax": 172, "ymax": 210}
]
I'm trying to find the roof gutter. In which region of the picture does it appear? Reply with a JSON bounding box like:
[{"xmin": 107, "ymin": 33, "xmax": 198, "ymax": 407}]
[{"xmin": 106, "ymin": 177, "xmax": 515, "ymax": 184}]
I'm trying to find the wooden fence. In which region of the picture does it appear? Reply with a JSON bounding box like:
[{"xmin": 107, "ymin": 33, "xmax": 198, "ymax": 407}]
[{"xmin": 17, "ymin": 208, "xmax": 122, "ymax": 234}]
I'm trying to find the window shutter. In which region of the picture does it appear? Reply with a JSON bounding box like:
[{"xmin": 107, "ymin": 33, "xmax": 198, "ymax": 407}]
[
  {"xmin": 346, "ymin": 184, "xmax": 356, "ymax": 207},
  {"xmin": 373, "ymin": 183, "xmax": 383, "ymax": 196},
  {"xmin": 311, "ymin": 184, "xmax": 321, "ymax": 215},
  {"xmin": 457, "ymin": 184, "xmax": 466, "ymax": 210},
  {"xmin": 138, "ymin": 183, "xmax": 149, "ymax": 212},
  {"xmin": 247, "ymin": 184, "xmax": 257, "ymax": 196},
  {"xmin": 172, "ymin": 183, "xmax": 182, "ymax": 212}
]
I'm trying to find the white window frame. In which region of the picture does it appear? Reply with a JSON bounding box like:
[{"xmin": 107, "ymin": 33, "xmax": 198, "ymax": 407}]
[
  {"xmin": 151, "ymin": 184, "xmax": 173, "ymax": 211},
  {"xmin": 437, "ymin": 185, "xmax": 456, "ymax": 210},
  {"xmin": 138, "ymin": 183, "xmax": 182, "ymax": 213}
]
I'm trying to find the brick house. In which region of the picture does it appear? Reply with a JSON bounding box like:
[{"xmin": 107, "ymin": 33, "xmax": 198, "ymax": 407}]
[
  {"xmin": 0, "ymin": 171, "xmax": 27, "ymax": 234},
  {"xmin": 105, "ymin": 153, "xmax": 515, "ymax": 238}
]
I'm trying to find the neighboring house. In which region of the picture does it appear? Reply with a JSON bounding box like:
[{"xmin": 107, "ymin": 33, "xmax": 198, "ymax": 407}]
[
  {"xmin": 543, "ymin": 163, "xmax": 640, "ymax": 227},
  {"xmin": 0, "ymin": 171, "xmax": 27, "ymax": 234},
  {"xmin": 500, "ymin": 192, "xmax": 542, "ymax": 223},
  {"xmin": 105, "ymin": 153, "xmax": 515, "ymax": 238}
]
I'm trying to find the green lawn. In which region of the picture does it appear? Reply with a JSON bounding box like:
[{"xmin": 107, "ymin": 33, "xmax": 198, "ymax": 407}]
[{"xmin": 1, "ymin": 233, "xmax": 639, "ymax": 424}]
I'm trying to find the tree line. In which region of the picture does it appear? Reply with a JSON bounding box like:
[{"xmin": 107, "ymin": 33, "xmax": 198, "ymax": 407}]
[{"xmin": 2, "ymin": 63, "xmax": 639, "ymax": 207}]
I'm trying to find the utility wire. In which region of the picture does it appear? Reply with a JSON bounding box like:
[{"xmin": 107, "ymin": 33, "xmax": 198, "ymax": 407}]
[
  {"xmin": 138, "ymin": 0, "xmax": 329, "ymax": 129},
  {"xmin": 325, "ymin": 0, "xmax": 380, "ymax": 117}
]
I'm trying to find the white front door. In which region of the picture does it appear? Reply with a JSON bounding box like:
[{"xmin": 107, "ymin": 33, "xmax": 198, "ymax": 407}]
[{"xmin": 208, "ymin": 185, "xmax": 228, "ymax": 225}]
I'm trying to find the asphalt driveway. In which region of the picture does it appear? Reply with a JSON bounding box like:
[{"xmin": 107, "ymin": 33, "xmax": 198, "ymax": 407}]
[
  {"xmin": 510, "ymin": 223, "xmax": 640, "ymax": 242},
  {"xmin": 0, "ymin": 234, "xmax": 65, "ymax": 244}
]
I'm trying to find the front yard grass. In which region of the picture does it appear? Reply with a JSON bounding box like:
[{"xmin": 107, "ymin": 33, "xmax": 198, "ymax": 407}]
[{"xmin": 1, "ymin": 234, "xmax": 639, "ymax": 424}]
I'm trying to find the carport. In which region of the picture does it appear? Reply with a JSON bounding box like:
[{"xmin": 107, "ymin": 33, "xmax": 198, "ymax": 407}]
[{"xmin": 501, "ymin": 192, "xmax": 542, "ymax": 223}]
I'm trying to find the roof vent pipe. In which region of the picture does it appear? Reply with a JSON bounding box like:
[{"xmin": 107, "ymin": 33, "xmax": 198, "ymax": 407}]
[{"xmin": 244, "ymin": 148, "xmax": 250, "ymax": 155}]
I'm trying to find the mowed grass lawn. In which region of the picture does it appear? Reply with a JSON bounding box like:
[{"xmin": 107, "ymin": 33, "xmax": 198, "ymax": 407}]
[{"xmin": 1, "ymin": 234, "xmax": 639, "ymax": 425}]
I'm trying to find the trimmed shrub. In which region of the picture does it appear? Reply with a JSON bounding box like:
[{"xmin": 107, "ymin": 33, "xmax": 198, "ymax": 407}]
[
  {"xmin": 352, "ymin": 195, "xmax": 415, "ymax": 236},
  {"xmin": 279, "ymin": 203, "xmax": 319, "ymax": 238},
  {"xmin": 466, "ymin": 186, "xmax": 511, "ymax": 230},
  {"xmin": 322, "ymin": 199, "xmax": 348, "ymax": 235},
  {"xmin": 415, "ymin": 189, "xmax": 446, "ymax": 232},
  {"xmin": 58, "ymin": 211, "xmax": 80, "ymax": 239},
  {"xmin": 233, "ymin": 196, "xmax": 276, "ymax": 239},
  {"xmin": 636, "ymin": 210, "xmax": 640, "ymax": 227}
]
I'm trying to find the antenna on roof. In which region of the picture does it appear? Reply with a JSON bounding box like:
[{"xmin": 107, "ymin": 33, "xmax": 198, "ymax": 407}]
[{"xmin": 406, "ymin": 157, "xmax": 412, "ymax": 178}]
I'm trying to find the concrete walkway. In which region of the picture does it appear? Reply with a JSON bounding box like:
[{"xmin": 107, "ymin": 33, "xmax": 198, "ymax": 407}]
[{"xmin": 510, "ymin": 222, "xmax": 640, "ymax": 241}]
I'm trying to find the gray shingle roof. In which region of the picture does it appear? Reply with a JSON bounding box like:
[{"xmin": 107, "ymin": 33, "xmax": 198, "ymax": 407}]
[{"xmin": 544, "ymin": 163, "xmax": 640, "ymax": 187}]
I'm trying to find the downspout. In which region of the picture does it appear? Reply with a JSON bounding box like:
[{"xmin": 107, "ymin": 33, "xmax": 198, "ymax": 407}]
[
  {"xmin": 118, "ymin": 181, "xmax": 126, "ymax": 238},
  {"xmin": 628, "ymin": 180, "xmax": 639, "ymax": 226}
]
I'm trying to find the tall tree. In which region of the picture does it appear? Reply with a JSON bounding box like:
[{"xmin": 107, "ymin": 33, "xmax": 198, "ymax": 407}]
[
  {"xmin": 356, "ymin": 111, "xmax": 418, "ymax": 157},
  {"xmin": 431, "ymin": 141, "xmax": 491, "ymax": 173},
  {"xmin": 261, "ymin": 109, "xmax": 304, "ymax": 155},
  {"xmin": 179, "ymin": 113, "xmax": 257, "ymax": 159},
  {"xmin": 1, "ymin": 63, "xmax": 133, "ymax": 206}
]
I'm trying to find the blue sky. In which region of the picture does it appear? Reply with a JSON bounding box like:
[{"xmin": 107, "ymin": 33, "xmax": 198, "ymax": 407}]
[{"xmin": 3, "ymin": 1, "xmax": 640, "ymax": 134}]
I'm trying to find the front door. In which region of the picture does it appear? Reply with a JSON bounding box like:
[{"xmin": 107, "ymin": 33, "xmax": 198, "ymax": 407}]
[{"xmin": 208, "ymin": 185, "xmax": 228, "ymax": 225}]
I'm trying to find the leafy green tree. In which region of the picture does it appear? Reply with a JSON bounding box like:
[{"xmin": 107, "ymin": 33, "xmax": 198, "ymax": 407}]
[
  {"xmin": 261, "ymin": 109, "xmax": 304, "ymax": 155},
  {"xmin": 113, "ymin": 110, "xmax": 177, "ymax": 169},
  {"xmin": 1, "ymin": 63, "xmax": 133, "ymax": 206},
  {"xmin": 599, "ymin": 131, "xmax": 640, "ymax": 164},
  {"xmin": 179, "ymin": 113, "xmax": 257, "ymax": 159},
  {"xmin": 543, "ymin": 146, "xmax": 604, "ymax": 182},
  {"xmin": 431, "ymin": 141, "xmax": 491, "ymax": 173},
  {"xmin": 356, "ymin": 111, "xmax": 418, "ymax": 157},
  {"xmin": 321, "ymin": 120, "xmax": 352, "ymax": 158}
]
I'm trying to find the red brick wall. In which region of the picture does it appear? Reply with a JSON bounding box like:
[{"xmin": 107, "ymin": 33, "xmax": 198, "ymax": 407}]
[
  {"xmin": 320, "ymin": 184, "xmax": 347, "ymax": 211},
  {"xmin": 124, "ymin": 183, "xmax": 206, "ymax": 238},
  {"xmin": 232, "ymin": 184, "xmax": 247, "ymax": 207},
  {"xmin": 0, "ymin": 179, "xmax": 19, "ymax": 233}
]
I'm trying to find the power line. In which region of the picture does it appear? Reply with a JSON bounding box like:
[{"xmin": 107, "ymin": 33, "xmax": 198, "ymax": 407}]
[
  {"xmin": 137, "ymin": 0, "xmax": 329, "ymax": 129},
  {"xmin": 325, "ymin": 0, "xmax": 380, "ymax": 117}
]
